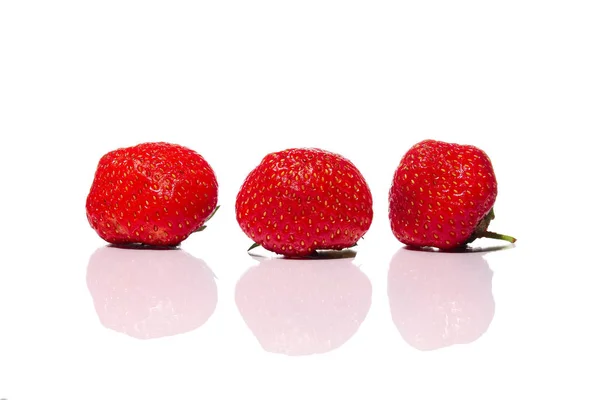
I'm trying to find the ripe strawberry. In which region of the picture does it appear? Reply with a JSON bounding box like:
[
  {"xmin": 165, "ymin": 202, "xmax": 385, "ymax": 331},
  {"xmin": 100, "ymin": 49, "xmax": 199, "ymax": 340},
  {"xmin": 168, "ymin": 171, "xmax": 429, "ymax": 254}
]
[
  {"xmin": 86, "ymin": 142, "xmax": 218, "ymax": 247},
  {"xmin": 389, "ymin": 139, "xmax": 515, "ymax": 250},
  {"xmin": 235, "ymin": 148, "xmax": 373, "ymax": 257}
]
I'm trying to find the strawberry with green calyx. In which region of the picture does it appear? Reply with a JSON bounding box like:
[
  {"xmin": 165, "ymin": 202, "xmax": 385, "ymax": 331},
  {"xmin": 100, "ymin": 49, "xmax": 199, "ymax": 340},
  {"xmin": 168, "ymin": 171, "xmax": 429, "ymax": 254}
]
[
  {"xmin": 86, "ymin": 142, "xmax": 219, "ymax": 247},
  {"xmin": 236, "ymin": 148, "xmax": 373, "ymax": 257},
  {"xmin": 388, "ymin": 139, "xmax": 515, "ymax": 250}
]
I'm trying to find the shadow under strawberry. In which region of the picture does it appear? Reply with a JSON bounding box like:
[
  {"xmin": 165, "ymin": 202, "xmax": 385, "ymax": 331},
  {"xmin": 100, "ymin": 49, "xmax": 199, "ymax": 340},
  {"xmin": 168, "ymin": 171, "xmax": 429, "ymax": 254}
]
[
  {"xmin": 86, "ymin": 245, "xmax": 218, "ymax": 340},
  {"xmin": 235, "ymin": 256, "xmax": 372, "ymax": 356},
  {"xmin": 248, "ymin": 247, "xmax": 358, "ymax": 260},
  {"xmin": 388, "ymin": 247, "xmax": 496, "ymax": 351},
  {"xmin": 404, "ymin": 242, "xmax": 515, "ymax": 254}
]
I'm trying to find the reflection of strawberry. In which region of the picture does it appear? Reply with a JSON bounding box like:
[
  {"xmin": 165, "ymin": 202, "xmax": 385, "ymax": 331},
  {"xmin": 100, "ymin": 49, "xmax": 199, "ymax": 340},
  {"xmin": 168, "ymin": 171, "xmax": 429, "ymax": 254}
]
[
  {"xmin": 235, "ymin": 256, "xmax": 372, "ymax": 356},
  {"xmin": 235, "ymin": 148, "xmax": 373, "ymax": 257},
  {"xmin": 86, "ymin": 142, "xmax": 219, "ymax": 247},
  {"xmin": 388, "ymin": 249, "xmax": 495, "ymax": 351},
  {"xmin": 389, "ymin": 139, "xmax": 515, "ymax": 250},
  {"xmin": 86, "ymin": 246, "xmax": 217, "ymax": 339}
]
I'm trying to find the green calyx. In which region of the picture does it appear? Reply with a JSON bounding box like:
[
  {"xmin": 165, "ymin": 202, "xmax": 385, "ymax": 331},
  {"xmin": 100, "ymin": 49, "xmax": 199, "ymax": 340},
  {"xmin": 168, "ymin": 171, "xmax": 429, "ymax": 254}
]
[
  {"xmin": 467, "ymin": 208, "xmax": 517, "ymax": 244},
  {"xmin": 194, "ymin": 205, "xmax": 220, "ymax": 233},
  {"xmin": 248, "ymin": 242, "xmax": 261, "ymax": 251}
]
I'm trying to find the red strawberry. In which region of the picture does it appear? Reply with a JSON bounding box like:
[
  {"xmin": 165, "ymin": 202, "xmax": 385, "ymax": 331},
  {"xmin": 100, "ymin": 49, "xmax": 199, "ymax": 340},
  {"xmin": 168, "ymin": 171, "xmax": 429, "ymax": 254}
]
[
  {"xmin": 388, "ymin": 139, "xmax": 515, "ymax": 250},
  {"xmin": 86, "ymin": 142, "xmax": 218, "ymax": 247},
  {"xmin": 235, "ymin": 148, "xmax": 373, "ymax": 257}
]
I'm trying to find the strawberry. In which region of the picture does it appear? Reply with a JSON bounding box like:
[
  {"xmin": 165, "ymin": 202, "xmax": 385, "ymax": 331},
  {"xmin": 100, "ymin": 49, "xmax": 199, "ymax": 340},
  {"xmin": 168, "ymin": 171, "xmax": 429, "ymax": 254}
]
[
  {"xmin": 235, "ymin": 148, "xmax": 373, "ymax": 257},
  {"xmin": 86, "ymin": 142, "xmax": 218, "ymax": 247},
  {"xmin": 389, "ymin": 139, "xmax": 515, "ymax": 250}
]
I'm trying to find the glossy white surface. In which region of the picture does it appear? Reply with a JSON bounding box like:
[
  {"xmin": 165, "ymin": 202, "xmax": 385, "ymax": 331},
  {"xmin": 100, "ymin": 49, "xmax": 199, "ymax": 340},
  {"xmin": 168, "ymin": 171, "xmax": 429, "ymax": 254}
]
[{"xmin": 1, "ymin": 1, "xmax": 599, "ymax": 399}]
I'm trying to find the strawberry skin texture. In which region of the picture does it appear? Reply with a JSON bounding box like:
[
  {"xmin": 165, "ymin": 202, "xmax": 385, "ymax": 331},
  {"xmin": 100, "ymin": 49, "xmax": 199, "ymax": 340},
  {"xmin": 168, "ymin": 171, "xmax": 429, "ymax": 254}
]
[
  {"xmin": 86, "ymin": 142, "xmax": 218, "ymax": 247},
  {"xmin": 389, "ymin": 139, "xmax": 497, "ymax": 250},
  {"xmin": 236, "ymin": 148, "xmax": 373, "ymax": 257}
]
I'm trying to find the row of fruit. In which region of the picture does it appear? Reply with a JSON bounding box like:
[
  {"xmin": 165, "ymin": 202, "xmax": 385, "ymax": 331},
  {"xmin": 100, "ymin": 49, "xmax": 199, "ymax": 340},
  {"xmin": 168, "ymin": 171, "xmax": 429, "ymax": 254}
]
[{"xmin": 85, "ymin": 139, "xmax": 515, "ymax": 255}]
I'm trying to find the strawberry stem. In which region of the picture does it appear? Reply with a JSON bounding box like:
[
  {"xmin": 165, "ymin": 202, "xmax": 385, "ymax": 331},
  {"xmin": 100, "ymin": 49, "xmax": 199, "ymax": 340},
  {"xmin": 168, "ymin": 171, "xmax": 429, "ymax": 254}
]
[
  {"xmin": 482, "ymin": 231, "xmax": 517, "ymax": 243},
  {"xmin": 467, "ymin": 208, "xmax": 517, "ymax": 245}
]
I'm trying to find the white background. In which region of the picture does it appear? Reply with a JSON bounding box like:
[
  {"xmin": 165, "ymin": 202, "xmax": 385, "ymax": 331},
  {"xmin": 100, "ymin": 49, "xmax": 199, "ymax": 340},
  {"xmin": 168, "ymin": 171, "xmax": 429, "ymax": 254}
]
[{"xmin": 1, "ymin": 1, "xmax": 599, "ymax": 399}]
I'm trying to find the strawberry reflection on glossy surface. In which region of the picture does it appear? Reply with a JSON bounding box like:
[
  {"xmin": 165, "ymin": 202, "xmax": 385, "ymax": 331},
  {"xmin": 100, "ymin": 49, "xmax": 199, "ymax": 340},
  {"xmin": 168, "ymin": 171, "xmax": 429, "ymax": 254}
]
[
  {"xmin": 235, "ymin": 254, "xmax": 372, "ymax": 356},
  {"xmin": 388, "ymin": 248, "xmax": 495, "ymax": 351},
  {"xmin": 86, "ymin": 246, "xmax": 217, "ymax": 340}
]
